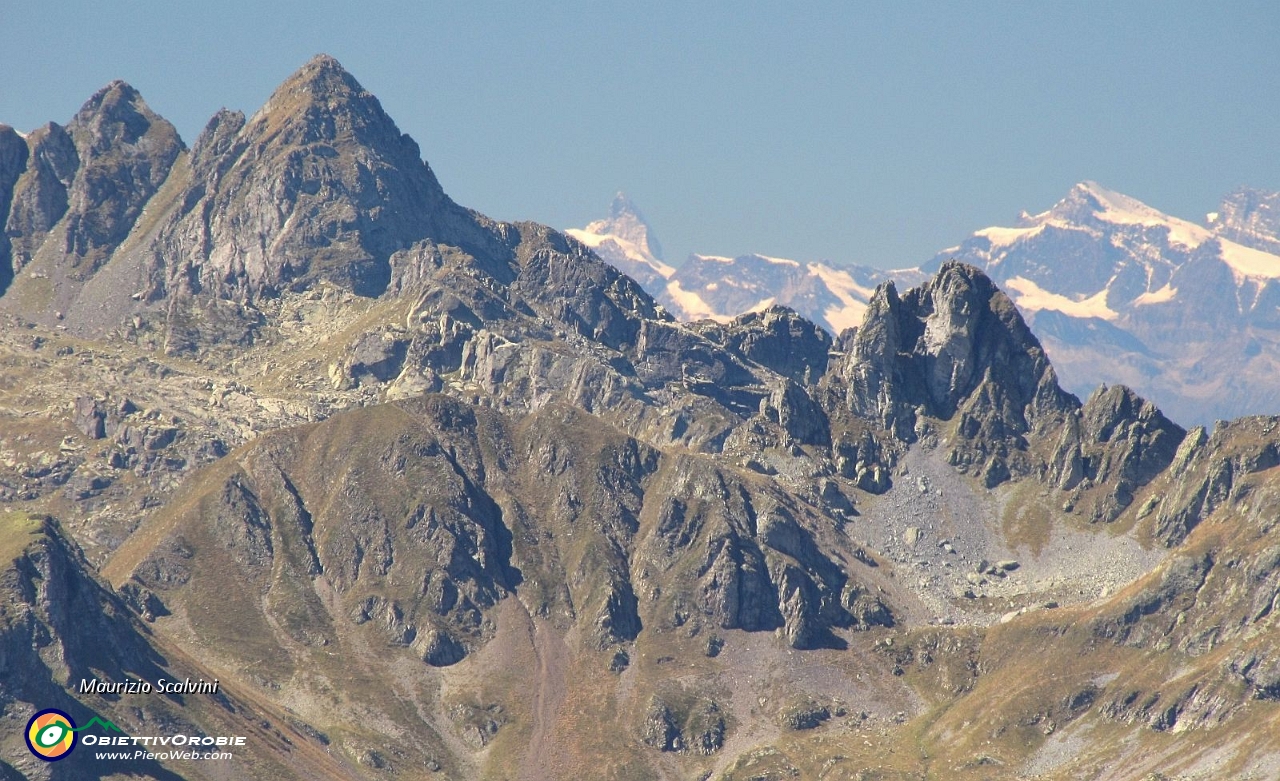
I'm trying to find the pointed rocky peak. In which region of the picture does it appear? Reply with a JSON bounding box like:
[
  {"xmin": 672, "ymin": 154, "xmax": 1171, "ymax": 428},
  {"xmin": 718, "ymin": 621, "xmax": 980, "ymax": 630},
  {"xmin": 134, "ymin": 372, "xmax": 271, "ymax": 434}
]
[
  {"xmin": 277, "ymin": 53, "xmax": 365, "ymax": 98},
  {"xmin": 603, "ymin": 191, "xmax": 664, "ymax": 255},
  {"xmin": 18, "ymin": 122, "xmax": 79, "ymax": 181},
  {"xmin": 191, "ymin": 107, "xmax": 246, "ymax": 163},
  {"xmin": 249, "ymin": 53, "xmax": 409, "ymax": 152},
  {"xmin": 154, "ymin": 55, "xmax": 465, "ymax": 305},
  {"xmin": 67, "ymin": 80, "xmax": 182, "ymax": 157},
  {"xmin": 1039, "ymin": 180, "xmax": 1121, "ymax": 224},
  {"xmin": 610, "ymin": 190, "xmax": 640, "ymax": 219},
  {"xmin": 902, "ymin": 262, "xmax": 1049, "ymax": 410},
  {"xmin": 584, "ymin": 191, "xmax": 665, "ymax": 260},
  {"xmin": 3, "ymin": 122, "xmax": 79, "ymax": 274},
  {"xmin": 843, "ymin": 261, "xmax": 1075, "ymax": 453},
  {"xmin": 568, "ymin": 191, "xmax": 673, "ymax": 293}
]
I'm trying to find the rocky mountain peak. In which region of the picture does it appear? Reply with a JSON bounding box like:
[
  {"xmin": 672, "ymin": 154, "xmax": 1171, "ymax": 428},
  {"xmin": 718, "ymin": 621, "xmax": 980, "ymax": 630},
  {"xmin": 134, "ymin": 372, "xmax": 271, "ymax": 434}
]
[
  {"xmin": 839, "ymin": 261, "xmax": 1074, "ymax": 480},
  {"xmin": 250, "ymin": 53, "xmax": 409, "ymax": 150},
  {"xmin": 154, "ymin": 54, "xmax": 462, "ymax": 304},
  {"xmin": 1039, "ymin": 180, "xmax": 1126, "ymax": 225},
  {"xmin": 1209, "ymin": 186, "xmax": 1280, "ymax": 254},
  {"xmin": 604, "ymin": 191, "xmax": 664, "ymax": 260},
  {"xmin": 567, "ymin": 192, "xmax": 673, "ymax": 293},
  {"xmin": 67, "ymin": 80, "xmax": 163, "ymax": 152}
]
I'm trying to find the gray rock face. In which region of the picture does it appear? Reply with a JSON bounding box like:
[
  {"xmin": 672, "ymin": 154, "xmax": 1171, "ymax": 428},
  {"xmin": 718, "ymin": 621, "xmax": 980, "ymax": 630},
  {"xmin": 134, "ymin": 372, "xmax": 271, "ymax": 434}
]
[
  {"xmin": 1057, "ymin": 384, "xmax": 1185, "ymax": 520},
  {"xmin": 1150, "ymin": 417, "xmax": 1280, "ymax": 545},
  {"xmin": 61, "ymin": 82, "xmax": 183, "ymax": 269},
  {"xmin": 1211, "ymin": 187, "xmax": 1280, "ymax": 255},
  {"xmin": 0, "ymin": 125, "xmax": 29, "ymax": 292},
  {"xmin": 152, "ymin": 54, "xmax": 462, "ymax": 302},
  {"xmin": 3, "ymin": 83, "xmax": 182, "ymax": 280},
  {"xmin": 5, "ymin": 122, "xmax": 79, "ymax": 271},
  {"xmin": 837, "ymin": 260, "xmax": 1075, "ymax": 482},
  {"xmin": 693, "ymin": 305, "xmax": 832, "ymax": 385}
]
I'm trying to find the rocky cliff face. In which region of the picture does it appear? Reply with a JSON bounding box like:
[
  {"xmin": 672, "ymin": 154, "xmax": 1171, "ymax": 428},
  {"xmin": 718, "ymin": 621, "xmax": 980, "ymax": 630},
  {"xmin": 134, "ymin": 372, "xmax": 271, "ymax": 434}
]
[
  {"xmin": 1211, "ymin": 187, "xmax": 1280, "ymax": 255},
  {"xmin": 3, "ymin": 56, "xmax": 1280, "ymax": 781},
  {"xmin": 3, "ymin": 83, "xmax": 182, "ymax": 283},
  {"xmin": 152, "ymin": 55, "xmax": 463, "ymax": 302},
  {"xmin": 829, "ymin": 261, "xmax": 1077, "ymax": 486}
]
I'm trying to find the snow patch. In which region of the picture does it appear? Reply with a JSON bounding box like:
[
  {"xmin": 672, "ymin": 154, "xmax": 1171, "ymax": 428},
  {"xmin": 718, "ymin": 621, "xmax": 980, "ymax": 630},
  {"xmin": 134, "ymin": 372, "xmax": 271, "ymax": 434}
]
[
  {"xmin": 1219, "ymin": 242, "xmax": 1280, "ymax": 282},
  {"xmin": 809, "ymin": 263, "xmax": 873, "ymax": 333},
  {"xmin": 1133, "ymin": 284, "xmax": 1178, "ymax": 306},
  {"xmin": 976, "ymin": 224, "xmax": 1044, "ymax": 249},
  {"xmin": 756, "ymin": 254, "xmax": 801, "ymax": 267},
  {"xmin": 665, "ymin": 280, "xmax": 730, "ymax": 322},
  {"xmin": 1005, "ymin": 276, "xmax": 1119, "ymax": 321},
  {"xmin": 565, "ymin": 228, "xmax": 676, "ymax": 278}
]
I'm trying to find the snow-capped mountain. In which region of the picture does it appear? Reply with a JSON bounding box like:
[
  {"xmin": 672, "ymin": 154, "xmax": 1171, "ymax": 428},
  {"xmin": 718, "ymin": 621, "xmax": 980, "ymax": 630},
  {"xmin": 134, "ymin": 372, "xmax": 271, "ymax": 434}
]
[
  {"xmin": 663, "ymin": 252, "xmax": 921, "ymax": 334},
  {"xmin": 565, "ymin": 192, "xmax": 674, "ymax": 292},
  {"xmin": 567, "ymin": 196, "xmax": 920, "ymax": 335},
  {"xmin": 934, "ymin": 181, "xmax": 1280, "ymax": 426},
  {"xmin": 571, "ymin": 183, "xmax": 1280, "ymax": 426}
]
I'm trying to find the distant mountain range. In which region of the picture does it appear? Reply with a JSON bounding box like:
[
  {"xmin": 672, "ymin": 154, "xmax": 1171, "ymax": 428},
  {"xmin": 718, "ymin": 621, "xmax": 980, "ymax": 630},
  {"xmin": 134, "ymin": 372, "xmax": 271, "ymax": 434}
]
[
  {"xmin": 5, "ymin": 55, "xmax": 1280, "ymax": 781},
  {"xmin": 570, "ymin": 183, "xmax": 1280, "ymax": 425}
]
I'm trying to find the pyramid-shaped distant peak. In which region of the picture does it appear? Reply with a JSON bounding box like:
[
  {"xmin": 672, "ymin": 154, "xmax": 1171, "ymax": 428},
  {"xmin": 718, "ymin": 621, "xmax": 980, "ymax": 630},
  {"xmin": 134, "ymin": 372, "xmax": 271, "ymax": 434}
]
[
  {"xmin": 599, "ymin": 191, "xmax": 664, "ymax": 260},
  {"xmin": 610, "ymin": 191, "xmax": 642, "ymax": 220}
]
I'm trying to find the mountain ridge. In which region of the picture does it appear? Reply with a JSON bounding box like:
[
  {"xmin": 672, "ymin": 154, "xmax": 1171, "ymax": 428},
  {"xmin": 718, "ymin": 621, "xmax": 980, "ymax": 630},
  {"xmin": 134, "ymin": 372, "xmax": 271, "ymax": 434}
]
[
  {"xmin": 2, "ymin": 56, "xmax": 1279, "ymax": 780},
  {"xmin": 573, "ymin": 182, "xmax": 1280, "ymax": 427}
]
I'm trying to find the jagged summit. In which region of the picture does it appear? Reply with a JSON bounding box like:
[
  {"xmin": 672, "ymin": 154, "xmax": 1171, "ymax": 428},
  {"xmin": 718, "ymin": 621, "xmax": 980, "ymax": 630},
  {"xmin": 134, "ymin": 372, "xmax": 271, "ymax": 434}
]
[
  {"xmin": 257, "ymin": 54, "xmax": 376, "ymax": 120},
  {"xmin": 606, "ymin": 190, "xmax": 665, "ymax": 259},
  {"xmin": 843, "ymin": 260, "xmax": 1066, "ymax": 429},
  {"xmin": 249, "ymin": 53, "xmax": 422, "ymax": 155},
  {"xmin": 150, "ymin": 54, "xmax": 467, "ymax": 304},
  {"xmin": 0, "ymin": 77, "xmax": 182, "ymax": 303}
]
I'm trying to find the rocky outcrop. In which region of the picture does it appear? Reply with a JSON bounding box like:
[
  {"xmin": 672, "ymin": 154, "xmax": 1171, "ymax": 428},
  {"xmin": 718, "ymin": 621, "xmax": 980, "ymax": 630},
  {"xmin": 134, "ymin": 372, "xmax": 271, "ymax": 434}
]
[
  {"xmin": 61, "ymin": 82, "xmax": 183, "ymax": 270},
  {"xmin": 640, "ymin": 696, "xmax": 725, "ymax": 755},
  {"xmin": 692, "ymin": 305, "xmax": 833, "ymax": 385},
  {"xmin": 834, "ymin": 261, "xmax": 1075, "ymax": 483},
  {"xmin": 1150, "ymin": 417, "xmax": 1280, "ymax": 545},
  {"xmin": 4, "ymin": 123, "xmax": 79, "ymax": 272},
  {"xmin": 1049, "ymin": 384, "xmax": 1186, "ymax": 521},
  {"xmin": 1211, "ymin": 187, "xmax": 1280, "ymax": 255},
  {"xmin": 0, "ymin": 125, "xmax": 29, "ymax": 292},
  {"xmin": 151, "ymin": 54, "xmax": 466, "ymax": 302},
  {"xmin": 3, "ymin": 83, "xmax": 182, "ymax": 280}
]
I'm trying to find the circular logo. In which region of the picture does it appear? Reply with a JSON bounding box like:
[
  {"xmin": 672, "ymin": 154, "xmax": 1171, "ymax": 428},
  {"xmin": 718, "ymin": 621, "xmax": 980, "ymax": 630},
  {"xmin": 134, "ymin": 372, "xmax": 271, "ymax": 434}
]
[{"xmin": 25, "ymin": 709, "xmax": 77, "ymax": 761}]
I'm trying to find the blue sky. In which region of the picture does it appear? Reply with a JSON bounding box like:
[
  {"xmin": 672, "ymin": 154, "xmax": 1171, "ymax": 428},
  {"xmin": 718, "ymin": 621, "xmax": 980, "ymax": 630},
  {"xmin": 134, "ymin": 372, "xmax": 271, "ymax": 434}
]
[{"xmin": 3, "ymin": 1, "xmax": 1277, "ymax": 268}]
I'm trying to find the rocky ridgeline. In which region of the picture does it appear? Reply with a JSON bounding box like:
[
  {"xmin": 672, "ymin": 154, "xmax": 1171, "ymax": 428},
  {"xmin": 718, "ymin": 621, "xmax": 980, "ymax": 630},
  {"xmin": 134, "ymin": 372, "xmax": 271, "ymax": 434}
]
[{"xmin": 3, "ymin": 55, "xmax": 1280, "ymax": 781}]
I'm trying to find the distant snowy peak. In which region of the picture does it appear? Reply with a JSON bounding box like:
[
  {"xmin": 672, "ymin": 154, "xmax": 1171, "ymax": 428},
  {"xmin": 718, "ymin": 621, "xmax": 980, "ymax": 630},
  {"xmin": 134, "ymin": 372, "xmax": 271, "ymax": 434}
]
[
  {"xmin": 566, "ymin": 192, "xmax": 674, "ymax": 290},
  {"xmin": 936, "ymin": 181, "xmax": 1280, "ymax": 426},
  {"xmin": 569, "ymin": 194, "xmax": 923, "ymax": 336},
  {"xmin": 939, "ymin": 181, "xmax": 1280, "ymax": 307},
  {"xmin": 665, "ymin": 252, "xmax": 919, "ymax": 335}
]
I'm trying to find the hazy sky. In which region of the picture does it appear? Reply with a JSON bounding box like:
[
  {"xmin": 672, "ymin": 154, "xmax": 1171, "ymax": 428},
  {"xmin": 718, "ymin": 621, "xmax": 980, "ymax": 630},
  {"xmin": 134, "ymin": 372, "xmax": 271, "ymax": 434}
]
[{"xmin": 3, "ymin": 1, "xmax": 1278, "ymax": 268}]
